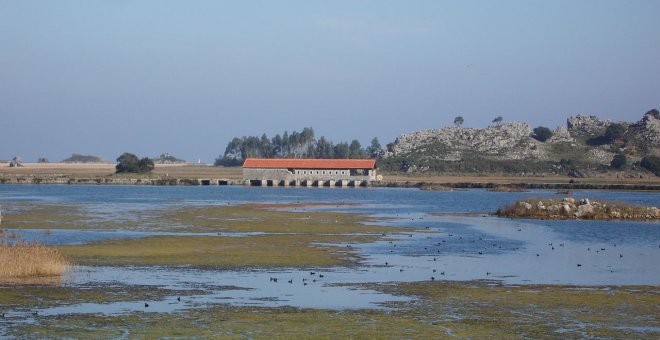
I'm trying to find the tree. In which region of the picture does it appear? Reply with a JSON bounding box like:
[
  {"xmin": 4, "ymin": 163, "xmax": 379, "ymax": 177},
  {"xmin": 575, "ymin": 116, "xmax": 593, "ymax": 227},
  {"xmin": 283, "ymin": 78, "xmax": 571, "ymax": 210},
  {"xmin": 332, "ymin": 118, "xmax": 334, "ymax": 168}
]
[
  {"xmin": 492, "ymin": 116, "xmax": 503, "ymax": 126},
  {"xmin": 532, "ymin": 126, "xmax": 553, "ymax": 142},
  {"xmin": 610, "ymin": 154, "xmax": 627, "ymax": 169},
  {"xmin": 315, "ymin": 137, "xmax": 334, "ymax": 158},
  {"xmin": 366, "ymin": 137, "xmax": 383, "ymax": 158},
  {"xmin": 453, "ymin": 116, "xmax": 464, "ymax": 127},
  {"xmin": 138, "ymin": 157, "xmax": 155, "ymax": 173},
  {"xmin": 640, "ymin": 156, "xmax": 660, "ymax": 176},
  {"xmin": 116, "ymin": 152, "xmax": 154, "ymax": 173},
  {"xmin": 116, "ymin": 153, "xmax": 140, "ymax": 173},
  {"xmin": 349, "ymin": 140, "xmax": 365, "ymax": 159},
  {"xmin": 334, "ymin": 142, "xmax": 350, "ymax": 159},
  {"xmin": 604, "ymin": 123, "xmax": 625, "ymax": 142}
]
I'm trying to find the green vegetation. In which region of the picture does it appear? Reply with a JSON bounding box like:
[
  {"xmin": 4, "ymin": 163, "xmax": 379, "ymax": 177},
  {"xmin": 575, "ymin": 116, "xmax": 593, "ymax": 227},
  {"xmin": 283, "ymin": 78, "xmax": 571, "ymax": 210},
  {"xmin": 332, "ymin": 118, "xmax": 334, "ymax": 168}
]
[
  {"xmin": 532, "ymin": 126, "xmax": 553, "ymax": 142},
  {"xmin": 611, "ymin": 153, "xmax": 627, "ymax": 169},
  {"xmin": 59, "ymin": 234, "xmax": 370, "ymax": 268},
  {"xmin": 215, "ymin": 127, "xmax": 381, "ymax": 166},
  {"xmin": 61, "ymin": 153, "xmax": 103, "ymax": 163},
  {"xmin": 605, "ymin": 123, "xmax": 626, "ymax": 141},
  {"xmin": 587, "ymin": 123, "xmax": 627, "ymax": 146},
  {"xmin": 115, "ymin": 152, "xmax": 154, "ymax": 174},
  {"xmin": 4, "ymin": 202, "xmax": 403, "ymax": 267},
  {"xmin": 0, "ymin": 284, "xmax": 205, "ymax": 309},
  {"xmin": 641, "ymin": 155, "xmax": 660, "ymax": 176},
  {"xmin": 453, "ymin": 115, "xmax": 464, "ymax": 126}
]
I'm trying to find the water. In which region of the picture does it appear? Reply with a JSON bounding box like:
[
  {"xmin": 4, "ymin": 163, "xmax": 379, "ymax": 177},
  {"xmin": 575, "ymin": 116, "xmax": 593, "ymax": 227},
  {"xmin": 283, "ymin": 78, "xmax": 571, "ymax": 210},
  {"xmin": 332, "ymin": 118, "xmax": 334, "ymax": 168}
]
[{"xmin": 0, "ymin": 184, "xmax": 658, "ymax": 315}]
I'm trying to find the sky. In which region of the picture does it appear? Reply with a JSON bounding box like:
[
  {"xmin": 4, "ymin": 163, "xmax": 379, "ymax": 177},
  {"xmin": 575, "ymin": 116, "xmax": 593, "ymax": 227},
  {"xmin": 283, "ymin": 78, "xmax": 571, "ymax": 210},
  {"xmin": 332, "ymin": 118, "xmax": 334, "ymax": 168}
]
[{"xmin": 1, "ymin": 0, "xmax": 659, "ymax": 162}]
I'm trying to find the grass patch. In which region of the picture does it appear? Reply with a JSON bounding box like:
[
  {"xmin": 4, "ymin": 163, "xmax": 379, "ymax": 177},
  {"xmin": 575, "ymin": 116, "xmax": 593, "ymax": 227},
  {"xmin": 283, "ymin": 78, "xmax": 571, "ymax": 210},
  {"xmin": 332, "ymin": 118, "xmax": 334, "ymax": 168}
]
[
  {"xmin": 58, "ymin": 234, "xmax": 373, "ymax": 268},
  {"xmin": 161, "ymin": 203, "xmax": 398, "ymax": 234},
  {"xmin": 0, "ymin": 202, "xmax": 402, "ymax": 234},
  {"xmin": 5, "ymin": 281, "xmax": 658, "ymax": 338},
  {"xmin": 366, "ymin": 281, "xmax": 660, "ymax": 339},
  {"xmin": 0, "ymin": 284, "xmax": 207, "ymax": 310},
  {"xmin": 6, "ymin": 305, "xmax": 448, "ymax": 338}
]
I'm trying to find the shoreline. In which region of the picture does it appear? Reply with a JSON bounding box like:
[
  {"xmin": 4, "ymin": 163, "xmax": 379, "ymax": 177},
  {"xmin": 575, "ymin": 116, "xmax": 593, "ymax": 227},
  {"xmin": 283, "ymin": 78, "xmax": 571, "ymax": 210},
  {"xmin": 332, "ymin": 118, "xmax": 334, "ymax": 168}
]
[{"xmin": 1, "ymin": 174, "xmax": 660, "ymax": 191}]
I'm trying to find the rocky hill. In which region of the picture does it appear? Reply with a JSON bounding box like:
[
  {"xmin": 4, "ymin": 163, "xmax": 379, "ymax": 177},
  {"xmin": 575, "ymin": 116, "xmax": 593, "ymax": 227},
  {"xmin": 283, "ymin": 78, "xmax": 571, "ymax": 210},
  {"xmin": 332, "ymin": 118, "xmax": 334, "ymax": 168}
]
[{"xmin": 380, "ymin": 110, "xmax": 660, "ymax": 177}]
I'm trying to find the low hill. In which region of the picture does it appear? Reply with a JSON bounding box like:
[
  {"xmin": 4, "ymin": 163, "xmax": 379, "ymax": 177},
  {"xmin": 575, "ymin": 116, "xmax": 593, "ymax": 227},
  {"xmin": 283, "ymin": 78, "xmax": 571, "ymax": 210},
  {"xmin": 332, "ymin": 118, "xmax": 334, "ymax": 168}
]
[{"xmin": 380, "ymin": 110, "xmax": 660, "ymax": 177}]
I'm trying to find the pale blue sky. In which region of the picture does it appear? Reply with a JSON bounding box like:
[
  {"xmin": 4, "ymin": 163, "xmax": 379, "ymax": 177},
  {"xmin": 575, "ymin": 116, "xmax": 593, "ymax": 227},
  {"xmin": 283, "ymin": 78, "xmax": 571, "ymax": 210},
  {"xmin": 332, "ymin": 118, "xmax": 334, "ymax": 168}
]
[{"xmin": 1, "ymin": 0, "xmax": 659, "ymax": 162}]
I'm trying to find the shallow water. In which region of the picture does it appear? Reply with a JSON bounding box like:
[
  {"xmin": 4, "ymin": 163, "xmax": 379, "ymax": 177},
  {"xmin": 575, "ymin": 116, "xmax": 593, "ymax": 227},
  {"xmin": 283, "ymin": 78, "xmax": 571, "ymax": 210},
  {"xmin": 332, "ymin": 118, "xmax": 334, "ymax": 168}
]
[{"xmin": 0, "ymin": 184, "xmax": 658, "ymax": 315}]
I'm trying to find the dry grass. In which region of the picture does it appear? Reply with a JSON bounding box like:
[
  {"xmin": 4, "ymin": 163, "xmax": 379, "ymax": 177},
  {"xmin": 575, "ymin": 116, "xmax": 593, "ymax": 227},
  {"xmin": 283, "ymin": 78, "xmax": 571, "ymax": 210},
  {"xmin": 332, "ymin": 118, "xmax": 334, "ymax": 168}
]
[
  {"xmin": 0, "ymin": 241, "xmax": 70, "ymax": 279},
  {"xmin": 0, "ymin": 163, "xmax": 242, "ymax": 179}
]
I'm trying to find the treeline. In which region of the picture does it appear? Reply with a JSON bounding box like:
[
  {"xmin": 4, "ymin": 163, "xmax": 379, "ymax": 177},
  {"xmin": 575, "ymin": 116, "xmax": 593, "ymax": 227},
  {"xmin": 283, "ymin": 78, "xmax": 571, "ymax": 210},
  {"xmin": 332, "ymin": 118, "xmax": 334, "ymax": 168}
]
[
  {"xmin": 62, "ymin": 153, "xmax": 105, "ymax": 163},
  {"xmin": 215, "ymin": 127, "xmax": 383, "ymax": 166}
]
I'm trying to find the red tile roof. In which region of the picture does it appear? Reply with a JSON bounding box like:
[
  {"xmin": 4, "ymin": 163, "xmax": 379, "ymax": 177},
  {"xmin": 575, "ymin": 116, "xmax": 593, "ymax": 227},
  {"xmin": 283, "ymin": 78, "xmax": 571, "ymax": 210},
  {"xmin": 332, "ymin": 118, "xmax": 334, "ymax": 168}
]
[{"xmin": 243, "ymin": 158, "xmax": 376, "ymax": 169}]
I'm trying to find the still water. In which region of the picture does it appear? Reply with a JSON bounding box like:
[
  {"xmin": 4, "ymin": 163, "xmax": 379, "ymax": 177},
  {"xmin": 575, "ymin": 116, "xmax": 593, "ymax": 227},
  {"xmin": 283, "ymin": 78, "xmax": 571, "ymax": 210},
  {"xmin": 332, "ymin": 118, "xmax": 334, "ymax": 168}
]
[{"xmin": 0, "ymin": 184, "xmax": 658, "ymax": 314}]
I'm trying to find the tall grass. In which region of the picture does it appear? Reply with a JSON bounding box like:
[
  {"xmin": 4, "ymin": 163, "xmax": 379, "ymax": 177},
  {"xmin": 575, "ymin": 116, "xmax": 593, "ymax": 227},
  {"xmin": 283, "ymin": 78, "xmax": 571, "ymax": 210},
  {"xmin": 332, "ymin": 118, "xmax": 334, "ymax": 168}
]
[{"xmin": 0, "ymin": 240, "xmax": 70, "ymax": 279}]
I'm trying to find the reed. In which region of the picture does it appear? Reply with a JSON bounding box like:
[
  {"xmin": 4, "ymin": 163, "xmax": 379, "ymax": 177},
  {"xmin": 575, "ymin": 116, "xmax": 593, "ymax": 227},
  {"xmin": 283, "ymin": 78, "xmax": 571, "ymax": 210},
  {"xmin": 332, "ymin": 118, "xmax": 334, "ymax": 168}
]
[{"xmin": 0, "ymin": 241, "xmax": 70, "ymax": 279}]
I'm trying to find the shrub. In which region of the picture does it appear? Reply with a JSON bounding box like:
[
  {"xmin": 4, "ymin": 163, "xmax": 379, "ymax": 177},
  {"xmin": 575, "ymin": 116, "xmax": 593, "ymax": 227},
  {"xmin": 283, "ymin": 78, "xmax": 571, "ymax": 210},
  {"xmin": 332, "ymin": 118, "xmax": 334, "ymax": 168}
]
[
  {"xmin": 610, "ymin": 154, "xmax": 627, "ymax": 169},
  {"xmin": 640, "ymin": 156, "xmax": 660, "ymax": 176},
  {"xmin": 532, "ymin": 126, "xmax": 553, "ymax": 142},
  {"xmin": 115, "ymin": 153, "xmax": 154, "ymax": 173},
  {"xmin": 604, "ymin": 123, "xmax": 626, "ymax": 142}
]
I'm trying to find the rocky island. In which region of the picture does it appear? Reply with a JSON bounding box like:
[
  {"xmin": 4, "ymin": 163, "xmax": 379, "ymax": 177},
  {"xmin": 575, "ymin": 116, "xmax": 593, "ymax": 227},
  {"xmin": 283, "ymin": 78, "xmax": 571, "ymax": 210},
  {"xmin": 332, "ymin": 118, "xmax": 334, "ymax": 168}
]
[{"xmin": 496, "ymin": 197, "xmax": 660, "ymax": 221}]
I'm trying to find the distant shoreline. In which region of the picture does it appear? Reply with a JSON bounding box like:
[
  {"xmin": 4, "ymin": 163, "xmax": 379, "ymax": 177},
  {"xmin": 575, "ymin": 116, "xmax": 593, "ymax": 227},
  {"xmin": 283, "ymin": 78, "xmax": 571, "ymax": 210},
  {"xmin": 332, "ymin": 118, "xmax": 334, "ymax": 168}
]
[
  {"xmin": 2, "ymin": 176, "xmax": 659, "ymax": 191},
  {"xmin": 1, "ymin": 163, "xmax": 659, "ymax": 191}
]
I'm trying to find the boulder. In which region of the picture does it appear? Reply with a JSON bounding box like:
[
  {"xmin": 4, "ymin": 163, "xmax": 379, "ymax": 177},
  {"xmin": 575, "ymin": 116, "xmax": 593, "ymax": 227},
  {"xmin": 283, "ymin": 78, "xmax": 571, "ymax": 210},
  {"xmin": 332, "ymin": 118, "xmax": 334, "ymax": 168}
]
[
  {"xmin": 518, "ymin": 202, "xmax": 533, "ymax": 210},
  {"xmin": 550, "ymin": 125, "xmax": 573, "ymax": 143},
  {"xmin": 578, "ymin": 198, "xmax": 590, "ymax": 205},
  {"xmin": 576, "ymin": 204, "xmax": 594, "ymax": 218},
  {"xmin": 536, "ymin": 201, "xmax": 546, "ymax": 210},
  {"xmin": 567, "ymin": 115, "xmax": 612, "ymax": 135}
]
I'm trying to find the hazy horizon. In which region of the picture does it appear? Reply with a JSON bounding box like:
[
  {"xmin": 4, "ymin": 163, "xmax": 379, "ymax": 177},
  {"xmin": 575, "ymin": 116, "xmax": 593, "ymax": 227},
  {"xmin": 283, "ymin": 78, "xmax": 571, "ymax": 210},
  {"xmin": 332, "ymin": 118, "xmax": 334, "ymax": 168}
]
[{"xmin": 2, "ymin": 1, "xmax": 659, "ymax": 163}]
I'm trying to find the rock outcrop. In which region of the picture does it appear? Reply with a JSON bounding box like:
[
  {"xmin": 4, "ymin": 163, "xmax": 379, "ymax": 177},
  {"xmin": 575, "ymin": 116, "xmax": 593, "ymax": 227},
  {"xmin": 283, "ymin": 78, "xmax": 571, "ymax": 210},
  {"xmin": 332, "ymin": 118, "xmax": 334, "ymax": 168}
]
[
  {"xmin": 382, "ymin": 110, "xmax": 659, "ymax": 175},
  {"xmin": 549, "ymin": 125, "xmax": 573, "ymax": 143},
  {"xmin": 566, "ymin": 115, "xmax": 613, "ymax": 135},
  {"xmin": 634, "ymin": 109, "xmax": 660, "ymax": 146},
  {"xmin": 386, "ymin": 122, "xmax": 539, "ymax": 161}
]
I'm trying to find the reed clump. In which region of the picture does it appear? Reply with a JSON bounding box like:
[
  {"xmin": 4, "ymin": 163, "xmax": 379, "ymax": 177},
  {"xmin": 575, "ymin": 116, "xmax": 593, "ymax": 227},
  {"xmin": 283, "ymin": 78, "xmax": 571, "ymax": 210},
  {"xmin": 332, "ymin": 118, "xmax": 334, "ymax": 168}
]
[{"xmin": 0, "ymin": 240, "xmax": 70, "ymax": 279}]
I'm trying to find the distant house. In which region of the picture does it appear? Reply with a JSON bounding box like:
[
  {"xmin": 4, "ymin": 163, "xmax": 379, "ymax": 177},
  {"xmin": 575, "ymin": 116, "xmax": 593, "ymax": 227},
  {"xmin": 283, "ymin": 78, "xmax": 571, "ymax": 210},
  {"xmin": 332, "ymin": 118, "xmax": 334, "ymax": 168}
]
[{"xmin": 242, "ymin": 158, "xmax": 378, "ymax": 186}]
